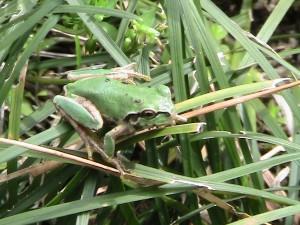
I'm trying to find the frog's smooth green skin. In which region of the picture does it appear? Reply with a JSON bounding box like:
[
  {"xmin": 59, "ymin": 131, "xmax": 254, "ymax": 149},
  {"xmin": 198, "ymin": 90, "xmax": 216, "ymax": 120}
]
[{"xmin": 53, "ymin": 76, "xmax": 181, "ymax": 162}]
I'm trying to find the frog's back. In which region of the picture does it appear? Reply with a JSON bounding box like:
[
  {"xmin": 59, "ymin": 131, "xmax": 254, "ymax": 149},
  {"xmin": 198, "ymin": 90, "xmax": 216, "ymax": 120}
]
[{"xmin": 66, "ymin": 77, "xmax": 172, "ymax": 121}]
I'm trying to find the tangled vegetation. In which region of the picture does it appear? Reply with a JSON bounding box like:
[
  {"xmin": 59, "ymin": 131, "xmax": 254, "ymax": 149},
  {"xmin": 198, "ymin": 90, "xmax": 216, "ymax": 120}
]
[{"xmin": 1, "ymin": 0, "xmax": 300, "ymax": 224}]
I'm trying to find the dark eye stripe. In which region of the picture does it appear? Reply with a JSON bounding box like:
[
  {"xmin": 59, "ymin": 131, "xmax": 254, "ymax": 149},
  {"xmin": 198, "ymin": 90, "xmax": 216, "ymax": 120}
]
[{"xmin": 125, "ymin": 111, "xmax": 170, "ymax": 122}]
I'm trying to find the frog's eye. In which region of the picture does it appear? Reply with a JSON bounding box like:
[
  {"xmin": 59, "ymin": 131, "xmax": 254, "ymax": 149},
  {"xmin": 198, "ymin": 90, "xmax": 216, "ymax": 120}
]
[{"xmin": 141, "ymin": 109, "xmax": 156, "ymax": 119}]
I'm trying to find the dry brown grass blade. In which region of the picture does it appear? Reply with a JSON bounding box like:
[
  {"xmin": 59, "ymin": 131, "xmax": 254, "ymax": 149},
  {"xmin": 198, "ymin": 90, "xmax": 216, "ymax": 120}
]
[
  {"xmin": 0, "ymin": 138, "xmax": 164, "ymax": 185},
  {"xmin": 181, "ymin": 80, "xmax": 300, "ymax": 119},
  {"xmin": 0, "ymin": 161, "xmax": 62, "ymax": 183},
  {"xmin": 0, "ymin": 138, "xmax": 120, "ymax": 176}
]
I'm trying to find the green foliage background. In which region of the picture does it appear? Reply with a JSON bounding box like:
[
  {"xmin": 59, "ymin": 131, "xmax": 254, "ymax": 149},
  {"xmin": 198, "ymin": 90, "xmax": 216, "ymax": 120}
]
[{"xmin": 1, "ymin": 0, "xmax": 300, "ymax": 224}]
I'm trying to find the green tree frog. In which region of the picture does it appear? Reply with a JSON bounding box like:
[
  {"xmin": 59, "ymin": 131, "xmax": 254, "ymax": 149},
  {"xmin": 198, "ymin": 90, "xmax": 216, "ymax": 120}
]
[{"xmin": 53, "ymin": 64, "xmax": 185, "ymax": 171}]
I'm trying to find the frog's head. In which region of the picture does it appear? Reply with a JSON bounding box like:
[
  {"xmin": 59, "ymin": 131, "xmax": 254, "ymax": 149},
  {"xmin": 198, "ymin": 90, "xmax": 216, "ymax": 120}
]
[{"xmin": 125, "ymin": 85, "xmax": 186, "ymax": 128}]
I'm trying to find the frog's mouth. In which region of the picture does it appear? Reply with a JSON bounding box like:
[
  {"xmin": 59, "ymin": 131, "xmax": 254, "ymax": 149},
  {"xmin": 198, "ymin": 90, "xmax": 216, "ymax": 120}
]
[{"xmin": 125, "ymin": 111, "xmax": 187, "ymax": 128}]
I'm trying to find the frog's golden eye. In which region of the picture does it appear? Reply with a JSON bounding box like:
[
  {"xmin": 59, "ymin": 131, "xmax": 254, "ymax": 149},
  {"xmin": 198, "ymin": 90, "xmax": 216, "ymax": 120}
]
[{"xmin": 141, "ymin": 109, "xmax": 156, "ymax": 119}]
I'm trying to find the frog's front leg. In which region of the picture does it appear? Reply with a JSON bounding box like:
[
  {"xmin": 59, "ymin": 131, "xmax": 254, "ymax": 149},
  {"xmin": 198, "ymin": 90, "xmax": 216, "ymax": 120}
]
[{"xmin": 103, "ymin": 123, "xmax": 135, "ymax": 158}]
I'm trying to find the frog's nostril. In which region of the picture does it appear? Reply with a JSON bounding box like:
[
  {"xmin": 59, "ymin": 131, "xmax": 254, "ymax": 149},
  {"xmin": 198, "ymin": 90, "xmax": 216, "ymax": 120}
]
[{"xmin": 134, "ymin": 99, "xmax": 142, "ymax": 104}]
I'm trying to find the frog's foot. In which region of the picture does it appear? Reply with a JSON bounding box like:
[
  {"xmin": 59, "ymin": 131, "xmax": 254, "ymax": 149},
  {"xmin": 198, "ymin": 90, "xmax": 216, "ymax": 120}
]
[
  {"xmin": 105, "ymin": 71, "xmax": 150, "ymax": 84},
  {"xmin": 84, "ymin": 136, "xmax": 125, "ymax": 176},
  {"xmin": 86, "ymin": 144, "xmax": 94, "ymax": 160},
  {"xmin": 110, "ymin": 63, "xmax": 151, "ymax": 83},
  {"xmin": 107, "ymin": 157, "xmax": 126, "ymax": 176},
  {"xmin": 116, "ymin": 151, "xmax": 132, "ymax": 172}
]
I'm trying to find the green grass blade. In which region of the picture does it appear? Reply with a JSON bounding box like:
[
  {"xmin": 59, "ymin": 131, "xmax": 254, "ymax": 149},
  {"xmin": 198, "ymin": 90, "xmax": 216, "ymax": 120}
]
[
  {"xmin": 75, "ymin": 173, "xmax": 97, "ymax": 225},
  {"xmin": 0, "ymin": 186, "xmax": 192, "ymax": 225},
  {"xmin": 53, "ymin": 5, "xmax": 139, "ymax": 19},
  {"xmin": 175, "ymin": 79, "xmax": 282, "ymax": 113},
  {"xmin": 0, "ymin": 0, "xmax": 62, "ymax": 50},
  {"xmin": 228, "ymin": 204, "xmax": 300, "ymax": 225},
  {"xmin": 0, "ymin": 15, "xmax": 60, "ymax": 106},
  {"xmin": 0, "ymin": 123, "xmax": 71, "ymax": 164},
  {"xmin": 201, "ymin": 0, "xmax": 278, "ymax": 77},
  {"xmin": 240, "ymin": 0, "xmax": 294, "ymax": 65},
  {"xmin": 180, "ymin": 0, "xmax": 229, "ymax": 88},
  {"xmin": 115, "ymin": 0, "xmax": 138, "ymax": 46},
  {"xmin": 19, "ymin": 101, "xmax": 56, "ymax": 135},
  {"xmin": 66, "ymin": 0, "xmax": 130, "ymax": 66}
]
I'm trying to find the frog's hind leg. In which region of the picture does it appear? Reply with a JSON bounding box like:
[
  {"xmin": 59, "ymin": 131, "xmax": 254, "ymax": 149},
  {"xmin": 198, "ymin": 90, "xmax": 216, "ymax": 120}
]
[
  {"xmin": 53, "ymin": 95, "xmax": 103, "ymax": 130},
  {"xmin": 53, "ymin": 95, "xmax": 103, "ymax": 159},
  {"xmin": 54, "ymin": 95, "xmax": 126, "ymax": 174},
  {"xmin": 108, "ymin": 63, "xmax": 151, "ymax": 83}
]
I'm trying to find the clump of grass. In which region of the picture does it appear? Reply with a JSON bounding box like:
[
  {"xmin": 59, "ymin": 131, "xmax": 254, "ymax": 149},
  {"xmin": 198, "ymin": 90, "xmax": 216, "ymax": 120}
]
[{"xmin": 0, "ymin": 0, "xmax": 300, "ymax": 224}]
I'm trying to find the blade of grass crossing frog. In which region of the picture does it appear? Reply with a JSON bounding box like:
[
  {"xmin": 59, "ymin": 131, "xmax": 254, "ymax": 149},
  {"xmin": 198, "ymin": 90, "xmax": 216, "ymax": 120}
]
[{"xmin": 119, "ymin": 123, "xmax": 205, "ymax": 164}]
